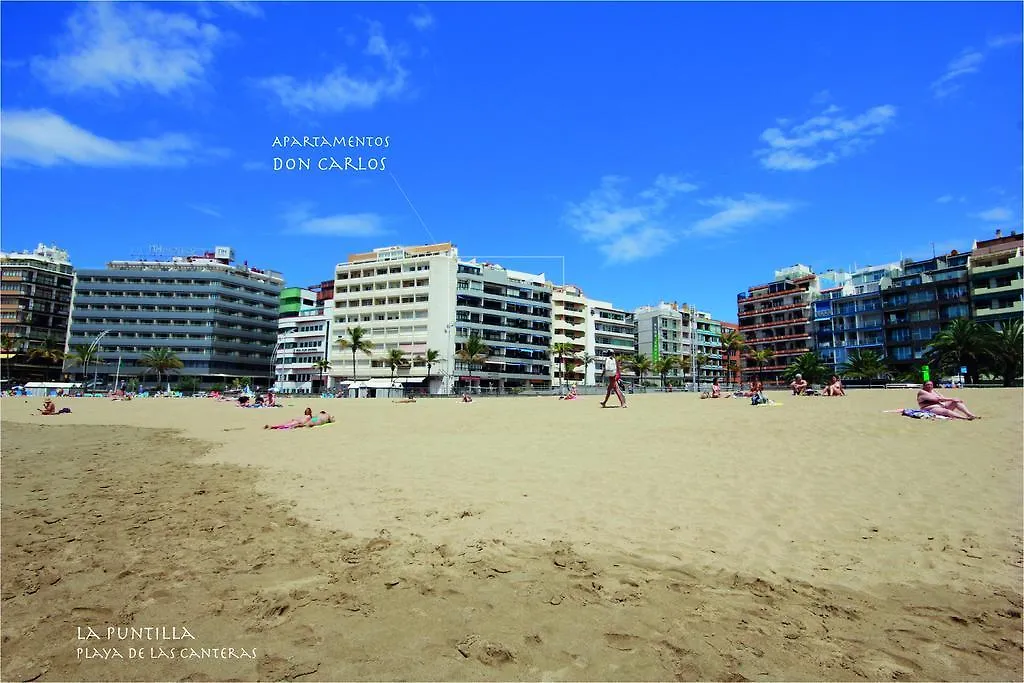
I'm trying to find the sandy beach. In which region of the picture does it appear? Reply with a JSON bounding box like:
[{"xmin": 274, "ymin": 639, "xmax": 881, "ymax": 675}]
[{"xmin": 1, "ymin": 389, "xmax": 1021, "ymax": 681}]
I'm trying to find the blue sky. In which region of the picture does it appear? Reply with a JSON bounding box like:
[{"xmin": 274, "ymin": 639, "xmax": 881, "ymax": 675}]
[{"xmin": 1, "ymin": 1, "xmax": 1021, "ymax": 322}]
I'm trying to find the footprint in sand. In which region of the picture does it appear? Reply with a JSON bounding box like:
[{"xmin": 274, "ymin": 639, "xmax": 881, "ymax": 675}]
[{"xmin": 604, "ymin": 632, "xmax": 643, "ymax": 651}]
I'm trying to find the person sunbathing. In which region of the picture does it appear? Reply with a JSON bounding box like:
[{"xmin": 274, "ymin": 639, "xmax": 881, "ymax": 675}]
[
  {"xmin": 298, "ymin": 411, "xmax": 334, "ymax": 427},
  {"xmin": 790, "ymin": 374, "xmax": 808, "ymax": 395},
  {"xmin": 461, "ymin": 393, "xmax": 473, "ymax": 403},
  {"xmin": 711, "ymin": 380, "xmax": 721, "ymax": 398},
  {"xmin": 560, "ymin": 386, "xmax": 579, "ymax": 400},
  {"xmin": 822, "ymin": 375, "xmax": 846, "ymax": 397},
  {"xmin": 916, "ymin": 381, "xmax": 978, "ymax": 420},
  {"xmin": 38, "ymin": 399, "xmax": 56, "ymax": 415},
  {"xmin": 264, "ymin": 407, "xmax": 314, "ymax": 429}
]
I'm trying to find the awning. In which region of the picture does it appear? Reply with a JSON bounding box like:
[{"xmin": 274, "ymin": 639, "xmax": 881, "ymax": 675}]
[{"xmin": 398, "ymin": 377, "xmax": 425, "ymax": 384}]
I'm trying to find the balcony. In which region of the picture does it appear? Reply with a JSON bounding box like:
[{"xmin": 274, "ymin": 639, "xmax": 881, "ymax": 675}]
[
  {"xmin": 746, "ymin": 332, "xmax": 809, "ymax": 345},
  {"xmin": 971, "ymin": 255, "xmax": 1024, "ymax": 275},
  {"xmin": 972, "ymin": 282, "xmax": 1022, "ymax": 296},
  {"xmin": 974, "ymin": 300, "xmax": 1023, "ymax": 317}
]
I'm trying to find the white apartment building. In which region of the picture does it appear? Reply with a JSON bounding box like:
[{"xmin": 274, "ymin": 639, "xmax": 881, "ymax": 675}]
[
  {"xmin": 273, "ymin": 289, "xmax": 334, "ymax": 394},
  {"xmin": 634, "ymin": 302, "xmax": 689, "ymax": 386},
  {"xmin": 587, "ymin": 298, "xmax": 637, "ymax": 384},
  {"xmin": 550, "ymin": 284, "xmax": 591, "ymax": 386},
  {"xmin": 691, "ymin": 309, "xmax": 725, "ymax": 385},
  {"xmin": 330, "ymin": 243, "xmax": 457, "ymax": 396},
  {"xmin": 454, "ymin": 260, "xmax": 552, "ymax": 392}
]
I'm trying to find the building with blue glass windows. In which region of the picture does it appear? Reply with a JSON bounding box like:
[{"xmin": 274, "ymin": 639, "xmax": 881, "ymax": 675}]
[{"xmin": 814, "ymin": 263, "xmax": 901, "ymax": 371}]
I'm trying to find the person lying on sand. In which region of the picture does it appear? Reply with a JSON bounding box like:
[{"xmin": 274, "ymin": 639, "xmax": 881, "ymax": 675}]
[
  {"xmin": 395, "ymin": 398, "xmax": 417, "ymax": 403},
  {"xmin": 917, "ymin": 381, "xmax": 979, "ymax": 420},
  {"xmin": 264, "ymin": 407, "xmax": 313, "ymax": 430},
  {"xmin": 297, "ymin": 411, "xmax": 334, "ymax": 427}
]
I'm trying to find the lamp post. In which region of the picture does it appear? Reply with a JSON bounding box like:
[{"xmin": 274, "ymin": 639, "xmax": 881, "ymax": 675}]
[{"xmin": 87, "ymin": 329, "xmax": 113, "ymax": 390}]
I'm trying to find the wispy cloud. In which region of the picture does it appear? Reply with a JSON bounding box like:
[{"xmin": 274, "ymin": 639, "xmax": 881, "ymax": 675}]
[
  {"xmin": 932, "ymin": 35, "xmax": 1022, "ymax": 99},
  {"xmin": 689, "ymin": 195, "xmax": 793, "ymax": 237},
  {"xmin": 408, "ymin": 5, "xmax": 435, "ymax": 31},
  {"xmin": 283, "ymin": 205, "xmax": 387, "ymax": 237},
  {"xmin": 31, "ymin": 3, "xmax": 222, "ymax": 96},
  {"xmin": 241, "ymin": 160, "xmax": 266, "ymax": 171},
  {"xmin": 222, "ymin": 1, "xmax": 264, "ymax": 18},
  {"xmin": 188, "ymin": 204, "xmax": 222, "ymax": 218},
  {"xmin": 755, "ymin": 103, "xmax": 897, "ymax": 171},
  {"xmin": 257, "ymin": 22, "xmax": 407, "ymax": 114},
  {"xmin": 976, "ymin": 207, "xmax": 1014, "ymax": 222},
  {"xmin": 936, "ymin": 195, "xmax": 954, "ymax": 204},
  {"xmin": 0, "ymin": 109, "xmax": 221, "ymax": 168},
  {"xmin": 563, "ymin": 174, "xmax": 697, "ymax": 263}
]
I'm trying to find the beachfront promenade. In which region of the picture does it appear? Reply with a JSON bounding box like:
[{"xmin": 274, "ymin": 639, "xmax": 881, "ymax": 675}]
[{"xmin": 1, "ymin": 390, "xmax": 1021, "ymax": 681}]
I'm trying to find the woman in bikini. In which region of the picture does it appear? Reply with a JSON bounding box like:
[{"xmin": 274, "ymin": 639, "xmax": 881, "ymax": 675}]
[{"xmin": 265, "ymin": 407, "xmax": 314, "ymax": 430}]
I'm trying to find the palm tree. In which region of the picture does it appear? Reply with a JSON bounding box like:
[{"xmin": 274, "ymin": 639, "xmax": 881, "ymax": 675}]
[
  {"xmin": 338, "ymin": 326, "xmax": 373, "ymax": 381},
  {"xmin": 138, "ymin": 348, "xmax": 184, "ymax": 389},
  {"xmin": 551, "ymin": 342, "xmax": 578, "ymax": 388},
  {"xmin": 695, "ymin": 352, "xmax": 709, "ymax": 384},
  {"xmin": 419, "ymin": 349, "xmax": 441, "ymax": 392},
  {"xmin": 66, "ymin": 345, "xmax": 99, "ymax": 385},
  {"xmin": 747, "ymin": 348, "xmax": 775, "ymax": 386},
  {"xmin": 456, "ymin": 334, "xmax": 490, "ymax": 374},
  {"xmin": 925, "ymin": 318, "xmax": 995, "ymax": 384},
  {"xmin": 386, "ymin": 349, "xmax": 409, "ymax": 386},
  {"xmin": 0, "ymin": 332, "xmax": 19, "ymax": 383},
  {"xmin": 630, "ymin": 353, "xmax": 653, "ymax": 385},
  {"xmin": 578, "ymin": 353, "xmax": 596, "ymax": 385},
  {"xmin": 781, "ymin": 351, "xmax": 829, "ymax": 385},
  {"xmin": 27, "ymin": 336, "xmax": 66, "ymax": 381},
  {"xmin": 838, "ymin": 349, "xmax": 890, "ymax": 381},
  {"xmin": 652, "ymin": 355, "xmax": 678, "ymax": 388},
  {"xmin": 314, "ymin": 359, "xmax": 331, "ymax": 391},
  {"xmin": 987, "ymin": 319, "xmax": 1023, "ymax": 387},
  {"xmin": 719, "ymin": 329, "xmax": 746, "ymax": 386}
]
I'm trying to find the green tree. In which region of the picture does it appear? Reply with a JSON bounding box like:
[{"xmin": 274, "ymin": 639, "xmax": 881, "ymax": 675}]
[
  {"xmin": 338, "ymin": 326, "xmax": 374, "ymax": 381},
  {"xmin": 551, "ymin": 342, "xmax": 578, "ymax": 388},
  {"xmin": 1, "ymin": 332, "xmax": 20, "ymax": 383},
  {"xmin": 457, "ymin": 334, "xmax": 490, "ymax": 373},
  {"xmin": 986, "ymin": 319, "xmax": 1023, "ymax": 387},
  {"xmin": 418, "ymin": 349, "xmax": 441, "ymax": 392},
  {"xmin": 176, "ymin": 376, "xmax": 201, "ymax": 394},
  {"xmin": 719, "ymin": 329, "xmax": 746, "ymax": 385},
  {"xmin": 386, "ymin": 348, "xmax": 409, "ymax": 386},
  {"xmin": 629, "ymin": 353, "xmax": 652, "ymax": 385},
  {"xmin": 27, "ymin": 337, "xmax": 66, "ymax": 381},
  {"xmin": 925, "ymin": 318, "xmax": 995, "ymax": 384},
  {"xmin": 746, "ymin": 348, "xmax": 775, "ymax": 385},
  {"xmin": 782, "ymin": 351, "xmax": 830, "ymax": 385},
  {"xmin": 838, "ymin": 349, "xmax": 891, "ymax": 381},
  {"xmin": 66, "ymin": 345, "xmax": 99, "ymax": 384},
  {"xmin": 578, "ymin": 353, "xmax": 596, "ymax": 385},
  {"xmin": 652, "ymin": 355, "xmax": 678, "ymax": 388},
  {"xmin": 138, "ymin": 348, "xmax": 184, "ymax": 389},
  {"xmin": 314, "ymin": 359, "xmax": 332, "ymax": 390}
]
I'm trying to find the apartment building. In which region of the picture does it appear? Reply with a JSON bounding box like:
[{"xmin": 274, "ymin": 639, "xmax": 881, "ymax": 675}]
[
  {"xmin": 550, "ymin": 284, "xmax": 590, "ymax": 385},
  {"xmin": 969, "ymin": 230, "xmax": 1023, "ymax": 330},
  {"xmin": 719, "ymin": 320, "xmax": 741, "ymax": 385},
  {"xmin": 274, "ymin": 287, "xmax": 333, "ymax": 393},
  {"xmin": 634, "ymin": 302, "xmax": 688, "ymax": 385},
  {"xmin": 737, "ymin": 265, "xmax": 821, "ymax": 385},
  {"xmin": 66, "ymin": 247, "xmax": 283, "ymax": 389},
  {"xmin": 882, "ymin": 251, "xmax": 971, "ymax": 375},
  {"xmin": 692, "ymin": 310, "xmax": 724, "ymax": 384},
  {"xmin": 331, "ymin": 243, "xmax": 457, "ymax": 395},
  {"xmin": 588, "ymin": 299, "xmax": 637, "ymax": 383},
  {"xmin": 1, "ymin": 244, "xmax": 75, "ymax": 372},
  {"xmin": 814, "ymin": 263, "xmax": 900, "ymax": 370},
  {"xmin": 454, "ymin": 260, "xmax": 552, "ymax": 392}
]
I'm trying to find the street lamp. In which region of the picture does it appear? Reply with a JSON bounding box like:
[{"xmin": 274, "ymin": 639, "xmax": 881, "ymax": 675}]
[{"xmin": 87, "ymin": 329, "xmax": 113, "ymax": 389}]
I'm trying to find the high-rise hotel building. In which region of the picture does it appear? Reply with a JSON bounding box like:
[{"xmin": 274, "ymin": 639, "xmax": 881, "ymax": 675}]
[
  {"xmin": 969, "ymin": 230, "xmax": 1023, "ymax": 331},
  {"xmin": 274, "ymin": 285, "xmax": 334, "ymax": 393},
  {"xmin": 550, "ymin": 284, "xmax": 590, "ymax": 385},
  {"xmin": 66, "ymin": 247, "xmax": 283, "ymax": 388}
]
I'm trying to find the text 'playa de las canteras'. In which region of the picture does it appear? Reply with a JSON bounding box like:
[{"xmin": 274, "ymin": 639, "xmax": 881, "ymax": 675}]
[
  {"xmin": 74, "ymin": 626, "xmax": 256, "ymax": 661},
  {"xmin": 270, "ymin": 135, "xmax": 390, "ymax": 173}
]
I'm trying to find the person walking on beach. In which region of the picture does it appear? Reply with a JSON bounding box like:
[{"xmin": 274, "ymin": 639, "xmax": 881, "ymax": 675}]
[
  {"xmin": 917, "ymin": 381, "xmax": 979, "ymax": 420},
  {"xmin": 599, "ymin": 350, "xmax": 627, "ymax": 409}
]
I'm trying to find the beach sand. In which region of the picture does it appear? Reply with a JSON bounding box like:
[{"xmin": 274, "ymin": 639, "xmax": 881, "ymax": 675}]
[{"xmin": 1, "ymin": 389, "xmax": 1021, "ymax": 681}]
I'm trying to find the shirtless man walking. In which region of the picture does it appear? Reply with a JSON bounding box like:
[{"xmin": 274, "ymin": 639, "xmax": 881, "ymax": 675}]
[{"xmin": 917, "ymin": 381, "xmax": 979, "ymax": 420}]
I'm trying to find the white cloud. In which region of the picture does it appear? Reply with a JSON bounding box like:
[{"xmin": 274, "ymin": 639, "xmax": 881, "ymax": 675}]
[
  {"xmin": 408, "ymin": 5, "xmax": 435, "ymax": 31},
  {"xmin": 689, "ymin": 195, "xmax": 793, "ymax": 237},
  {"xmin": 188, "ymin": 204, "xmax": 222, "ymax": 218},
  {"xmin": 222, "ymin": 1, "xmax": 264, "ymax": 18},
  {"xmin": 931, "ymin": 50, "xmax": 985, "ymax": 99},
  {"xmin": 257, "ymin": 22, "xmax": 407, "ymax": 114},
  {"xmin": 810, "ymin": 89, "xmax": 832, "ymax": 105},
  {"xmin": 936, "ymin": 195, "xmax": 954, "ymax": 203},
  {"xmin": 988, "ymin": 33, "xmax": 1023, "ymax": 49},
  {"xmin": 563, "ymin": 174, "xmax": 696, "ymax": 263},
  {"xmin": 241, "ymin": 160, "xmax": 266, "ymax": 171},
  {"xmin": 0, "ymin": 109, "xmax": 217, "ymax": 168},
  {"xmin": 976, "ymin": 207, "xmax": 1013, "ymax": 222},
  {"xmin": 31, "ymin": 3, "xmax": 221, "ymax": 96},
  {"xmin": 755, "ymin": 104, "xmax": 896, "ymax": 171},
  {"xmin": 283, "ymin": 205, "xmax": 386, "ymax": 237}
]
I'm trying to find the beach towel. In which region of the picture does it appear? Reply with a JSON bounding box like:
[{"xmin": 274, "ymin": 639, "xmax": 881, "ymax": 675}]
[{"xmin": 889, "ymin": 408, "xmax": 950, "ymax": 420}]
